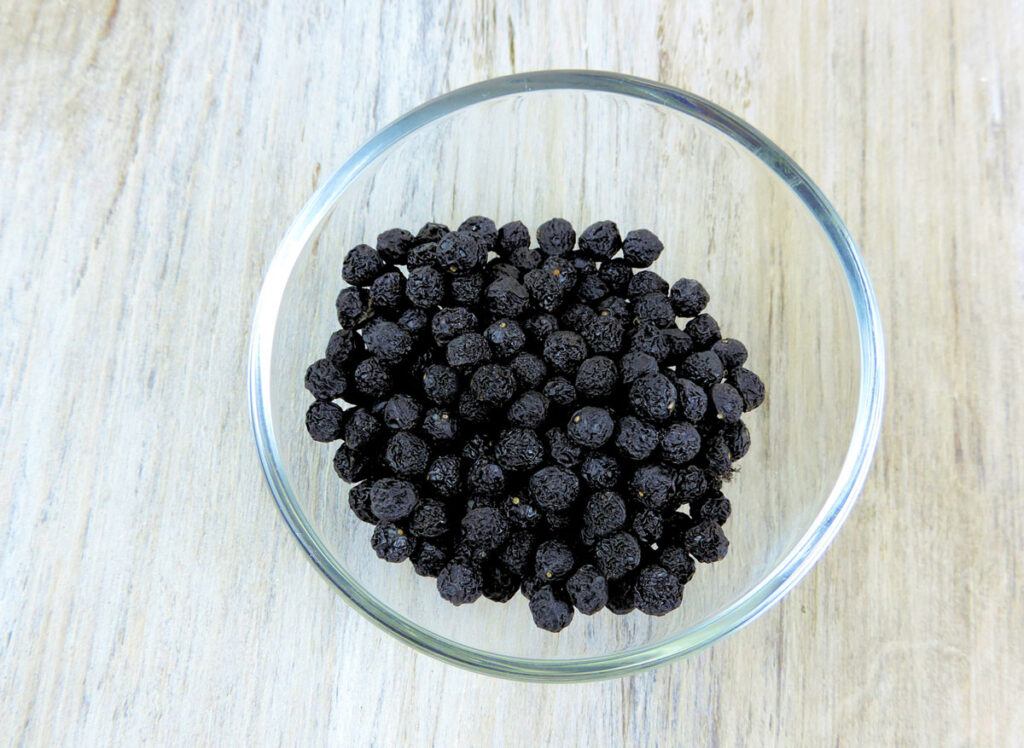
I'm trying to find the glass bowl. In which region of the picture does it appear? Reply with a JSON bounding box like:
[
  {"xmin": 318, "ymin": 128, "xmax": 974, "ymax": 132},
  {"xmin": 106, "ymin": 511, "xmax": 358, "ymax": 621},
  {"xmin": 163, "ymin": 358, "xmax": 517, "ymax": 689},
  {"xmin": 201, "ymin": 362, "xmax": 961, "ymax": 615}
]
[{"xmin": 248, "ymin": 71, "xmax": 885, "ymax": 681}]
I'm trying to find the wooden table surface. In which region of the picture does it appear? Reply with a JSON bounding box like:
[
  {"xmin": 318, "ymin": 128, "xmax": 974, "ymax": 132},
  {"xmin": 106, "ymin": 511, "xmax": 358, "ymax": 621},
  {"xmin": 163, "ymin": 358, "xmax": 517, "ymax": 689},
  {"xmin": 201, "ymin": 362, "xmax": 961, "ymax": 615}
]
[{"xmin": 2, "ymin": 1, "xmax": 1021, "ymax": 744}]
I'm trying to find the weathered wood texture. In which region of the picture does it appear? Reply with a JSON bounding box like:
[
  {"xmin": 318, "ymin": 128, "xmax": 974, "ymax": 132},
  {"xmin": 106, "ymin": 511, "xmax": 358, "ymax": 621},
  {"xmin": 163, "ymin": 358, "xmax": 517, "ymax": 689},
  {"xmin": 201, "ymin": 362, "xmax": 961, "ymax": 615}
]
[{"xmin": 1, "ymin": 1, "xmax": 1021, "ymax": 744}]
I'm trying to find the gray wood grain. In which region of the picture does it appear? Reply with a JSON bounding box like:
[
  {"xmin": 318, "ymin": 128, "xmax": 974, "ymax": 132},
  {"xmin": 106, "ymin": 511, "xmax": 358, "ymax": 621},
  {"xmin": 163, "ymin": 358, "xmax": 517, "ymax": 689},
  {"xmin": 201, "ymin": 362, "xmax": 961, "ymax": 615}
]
[{"xmin": 1, "ymin": 1, "xmax": 1021, "ymax": 744}]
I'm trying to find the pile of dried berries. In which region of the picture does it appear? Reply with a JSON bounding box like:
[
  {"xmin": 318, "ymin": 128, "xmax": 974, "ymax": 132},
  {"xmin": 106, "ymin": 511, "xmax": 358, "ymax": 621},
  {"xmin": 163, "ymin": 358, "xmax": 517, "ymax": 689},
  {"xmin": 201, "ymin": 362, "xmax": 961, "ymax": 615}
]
[{"xmin": 304, "ymin": 217, "xmax": 765, "ymax": 631}]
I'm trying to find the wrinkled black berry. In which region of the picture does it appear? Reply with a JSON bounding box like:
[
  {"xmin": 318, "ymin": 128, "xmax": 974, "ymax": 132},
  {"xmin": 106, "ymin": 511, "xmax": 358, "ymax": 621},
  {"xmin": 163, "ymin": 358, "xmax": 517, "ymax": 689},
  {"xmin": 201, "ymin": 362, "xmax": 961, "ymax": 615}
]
[
  {"xmin": 447, "ymin": 271, "xmax": 485, "ymax": 306},
  {"xmin": 522, "ymin": 312, "xmax": 559, "ymax": 344},
  {"xmin": 484, "ymin": 318, "xmax": 527, "ymax": 359},
  {"xmin": 629, "ymin": 464, "xmax": 676, "ymax": 510},
  {"xmin": 335, "ymin": 286, "xmax": 369, "ymax": 328},
  {"xmin": 333, "ymin": 444, "xmax": 371, "ymax": 482},
  {"xmin": 528, "ymin": 465, "xmax": 580, "ymax": 511},
  {"xmin": 437, "ymin": 560, "xmax": 483, "ymax": 605},
  {"xmin": 503, "ymin": 493, "xmax": 541, "ymax": 529},
  {"xmin": 703, "ymin": 434, "xmax": 733, "ymax": 476},
  {"xmin": 446, "ymin": 332, "xmax": 492, "ymax": 369},
  {"xmin": 421, "ymin": 408, "xmax": 458, "ymax": 443},
  {"xmin": 406, "ymin": 241, "xmax": 438, "ymax": 269},
  {"xmin": 710, "ymin": 382, "xmax": 744, "ymax": 424},
  {"xmin": 576, "ymin": 271, "xmax": 609, "ymax": 303},
  {"xmin": 676, "ymin": 465, "xmax": 709, "ymax": 503},
  {"xmin": 631, "ymin": 508, "xmax": 664, "ymax": 544},
  {"xmin": 508, "ymin": 391, "xmax": 549, "ymax": 429},
  {"xmin": 728, "ymin": 367, "xmax": 766, "ymax": 411},
  {"xmin": 581, "ymin": 314, "xmax": 625, "ymax": 355},
  {"xmin": 457, "ymin": 390, "xmax": 491, "ymax": 425},
  {"xmin": 497, "ymin": 220, "xmax": 530, "ymax": 256},
  {"xmin": 363, "ymin": 320, "xmax": 414, "ymax": 364},
  {"xmin": 684, "ymin": 519, "xmax": 730, "ymax": 563},
  {"xmin": 497, "ymin": 530, "xmax": 535, "ymax": 576},
  {"xmin": 376, "ymin": 227, "xmax": 414, "ymax": 264},
  {"xmin": 421, "ymin": 364, "xmax": 459, "ymax": 405},
  {"xmin": 545, "ymin": 426, "xmax": 582, "ymax": 468},
  {"xmin": 560, "ymin": 302, "xmax": 595, "ymax": 333},
  {"xmin": 370, "ymin": 477, "xmax": 419, "ymax": 521},
  {"xmin": 383, "ymin": 394, "xmax": 423, "ymax": 430},
  {"xmin": 493, "ymin": 428, "xmax": 545, "ymax": 472},
  {"xmin": 619, "ymin": 350, "xmax": 659, "ymax": 385},
  {"xmin": 406, "ymin": 266, "xmax": 445, "ymax": 308},
  {"xmin": 567, "ymin": 406, "xmax": 615, "ymax": 448},
  {"xmin": 470, "ymin": 363, "xmax": 517, "ymax": 406},
  {"xmin": 630, "ymin": 322, "xmax": 670, "ymax": 362},
  {"xmin": 510, "ymin": 352, "xmax": 547, "ymax": 389},
  {"xmin": 628, "ymin": 270, "xmax": 669, "ymax": 299},
  {"xmin": 663, "ymin": 328, "xmax": 694, "ymax": 364},
  {"xmin": 458, "ymin": 216, "xmax": 497, "ymax": 254},
  {"xmin": 526, "ymin": 586, "xmax": 574, "ymax": 632},
  {"xmin": 536, "ymin": 218, "xmax": 576, "ymax": 256},
  {"xmin": 693, "ymin": 496, "xmax": 731, "ymax": 525},
  {"xmin": 675, "ymin": 377, "xmax": 708, "ymax": 422},
  {"xmin": 415, "ymin": 222, "xmax": 449, "ymax": 244},
  {"xmin": 305, "ymin": 400, "xmax": 345, "ymax": 442},
  {"xmin": 343, "ymin": 244, "xmax": 385, "ymax": 286},
  {"xmin": 566, "ymin": 564, "xmax": 608, "ymax": 614},
  {"xmin": 509, "ymin": 245, "xmax": 542, "ymax": 272},
  {"xmin": 578, "ymin": 220, "xmax": 622, "ymax": 260},
  {"xmin": 384, "ymin": 431, "xmax": 431, "ymax": 477},
  {"xmin": 343, "ymin": 407, "xmax": 381, "ymax": 451},
  {"xmin": 436, "ymin": 231, "xmax": 486, "ymax": 274},
  {"xmin": 575, "ymin": 356, "xmax": 618, "ymax": 400},
  {"xmin": 659, "ymin": 545, "xmax": 696, "ymax": 584},
  {"xmin": 461, "ymin": 506, "xmax": 508, "ymax": 551},
  {"xmin": 372, "ymin": 520, "xmax": 415, "ymax": 562},
  {"xmin": 482, "ymin": 563, "xmax": 518, "ymax": 603},
  {"xmin": 410, "ymin": 500, "xmax": 450, "ymax": 538},
  {"xmin": 684, "ymin": 313, "xmax": 722, "ymax": 349},
  {"xmin": 722, "ymin": 421, "xmax": 751, "ymax": 460},
  {"xmin": 660, "ymin": 422, "xmax": 701, "ymax": 465},
  {"xmin": 629, "ymin": 373, "xmax": 678, "ymax": 422},
  {"xmin": 543, "ymin": 331, "xmax": 588, "ymax": 374},
  {"xmin": 669, "ymin": 278, "xmax": 709, "ymax": 317},
  {"xmin": 348, "ymin": 481, "xmax": 377, "ymax": 524},
  {"xmin": 634, "ymin": 292, "xmax": 675, "ymax": 328},
  {"xmin": 598, "ymin": 258, "xmax": 633, "ymax": 295},
  {"xmin": 326, "ymin": 329, "xmax": 362, "ymax": 368},
  {"xmin": 542, "ymin": 377, "xmax": 577, "ymax": 408},
  {"xmin": 369, "ymin": 271, "xmax": 406, "ymax": 315},
  {"xmin": 682, "ymin": 350, "xmax": 724, "ymax": 387},
  {"xmin": 580, "ymin": 454, "xmax": 621, "ymax": 490},
  {"xmin": 485, "ymin": 277, "xmax": 530, "ymax": 318},
  {"xmin": 606, "ymin": 576, "xmax": 637, "ymax": 614},
  {"xmin": 597, "ymin": 295, "xmax": 631, "ymax": 319},
  {"xmin": 712, "ymin": 338, "xmax": 748, "ymax": 369},
  {"xmin": 397, "ymin": 307, "xmax": 430, "ymax": 336},
  {"xmin": 305, "ymin": 358, "xmax": 347, "ymax": 401},
  {"xmin": 615, "ymin": 415, "xmax": 659, "ymax": 460},
  {"xmin": 633, "ymin": 565, "xmax": 682, "ymax": 615},
  {"xmin": 594, "ymin": 531, "xmax": 642, "ymax": 580},
  {"xmin": 426, "ymin": 455, "xmax": 461, "ymax": 499},
  {"xmin": 412, "ymin": 539, "xmax": 450, "ymax": 577},
  {"xmin": 467, "ymin": 459, "xmax": 506, "ymax": 497},
  {"xmin": 622, "ymin": 229, "xmax": 664, "ymax": 267},
  {"xmin": 431, "ymin": 307, "xmax": 478, "ymax": 343},
  {"xmin": 534, "ymin": 539, "xmax": 575, "ymax": 583}
]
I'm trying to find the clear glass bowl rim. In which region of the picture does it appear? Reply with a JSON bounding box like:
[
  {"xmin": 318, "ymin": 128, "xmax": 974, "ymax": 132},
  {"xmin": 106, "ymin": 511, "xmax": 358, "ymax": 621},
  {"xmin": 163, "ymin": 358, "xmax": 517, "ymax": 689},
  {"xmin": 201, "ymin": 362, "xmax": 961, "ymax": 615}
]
[{"xmin": 247, "ymin": 70, "xmax": 886, "ymax": 682}]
